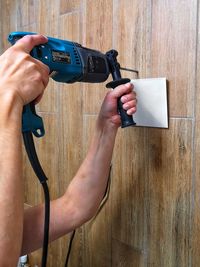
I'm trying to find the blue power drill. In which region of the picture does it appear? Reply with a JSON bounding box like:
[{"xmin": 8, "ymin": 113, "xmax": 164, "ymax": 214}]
[{"xmin": 8, "ymin": 32, "xmax": 135, "ymax": 137}]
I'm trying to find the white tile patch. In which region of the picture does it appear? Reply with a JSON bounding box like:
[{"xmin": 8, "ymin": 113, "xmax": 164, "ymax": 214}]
[{"xmin": 131, "ymin": 78, "xmax": 168, "ymax": 128}]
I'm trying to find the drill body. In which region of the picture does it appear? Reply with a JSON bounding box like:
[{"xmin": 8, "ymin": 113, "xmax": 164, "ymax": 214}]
[
  {"xmin": 8, "ymin": 32, "xmax": 110, "ymax": 84},
  {"xmin": 8, "ymin": 32, "xmax": 134, "ymax": 135}
]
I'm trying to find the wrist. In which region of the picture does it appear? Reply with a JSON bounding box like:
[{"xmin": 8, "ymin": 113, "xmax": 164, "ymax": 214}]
[
  {"xmin": 0, "ymin": 90, "xmax": 23, "ymax": 133},
  {"xmin": 96, "ymin": 114, "xmax": 119, "ymax": 133},
  {"xmin": 90, "ymin": 116, "xmax": 118, "ymax": 153}
]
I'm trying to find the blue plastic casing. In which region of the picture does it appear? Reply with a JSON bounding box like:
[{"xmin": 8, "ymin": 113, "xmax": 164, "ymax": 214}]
[
  {"xmin": 8, "ymin": 32, "xmax": 84, "ymax": 137},
  {"xmin": 8, "ymin": 31, "xmax": 83, "ymax": 83},
  {"xmin": 22, "ymin": 104, "xmax": 45, "ymax": 137}
]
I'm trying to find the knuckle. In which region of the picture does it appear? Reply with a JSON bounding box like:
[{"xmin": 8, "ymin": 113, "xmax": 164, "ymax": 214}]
[
  {"xmin": 106, "ymin": 91, "xmax": 112, "ymax": 98},
  {"xmin": 6, "ymin": 46, "xmax": 18, "ymax": 56},
  {"xmin": 35, "ymin": 72, "xmax": 43, "ymax": 81},
  {"xmin": 43, "ymin": 64, "xmax": 50, "ymax": 75},
  {"xmin": 23, "ymin": 35, "xmax": 34, "ymax": 43},
  {"xmin": 22, "ymin": 53, "xmax": 31, "ymax": 61},
  {"xmin": 31, "ymin": 70, "xmax": 43, "ymax": 83},
  {"xmin": 43, "ymin": 76, "xmax": 49, "ymax": 87}
]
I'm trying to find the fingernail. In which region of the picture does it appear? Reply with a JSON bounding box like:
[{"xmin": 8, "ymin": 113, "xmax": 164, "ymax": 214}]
[
  {"xmin": 126, "ymin": 82, "xmax": 133, "ymax": 88},
  {"xmin": 42, "ymin": 35, "xmax": 48, "ymax": 41}
]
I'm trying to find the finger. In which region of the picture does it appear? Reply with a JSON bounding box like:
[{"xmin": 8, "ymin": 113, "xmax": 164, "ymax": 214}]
[
  {"xmin": 15, "ymin": 34, "xmax": 48, "ymax": 53},
  {"xmin": 41, "ymin": 72, "xmax": 49, "ymax": 88},
  {"xmin": 110, "ymin": 83, "xmax": 134, "ymax": 99},
  {"xmin": 41, "ymin": 66, "xmax": 50, "ymax": 87},
  {"xmin": 127, "ymin": 106, "xmax": 137, "ymax": 115},
  {"xmin": 33, "ymin": 57, "xmax": 50, "ymax": 74},
  {"xmin": 39, "ymin": 69, "xmax": 49, "ymax": 88},
  {"xmin": 121, "ymin": 91, "xmax": 136, "ymax": 103},
  {"xmin": 30, "ymin": 57, "xmax": 50, "ymax": 87},
  {"xmin": 123, "ymin": 99, "xmax": 137, "ymax": 110},
  {"xmin": 34, "ymin": 92, "xmax": 44, "ymax": 105},
  {"xmin": 33, "ymin": 58, "xmax": 50, "ymax": 76}
]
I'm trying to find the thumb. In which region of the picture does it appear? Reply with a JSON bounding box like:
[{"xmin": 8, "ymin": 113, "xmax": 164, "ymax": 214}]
[{"xmin": 15, "ymin": 34, "xmax": 48, "ymax": 53}]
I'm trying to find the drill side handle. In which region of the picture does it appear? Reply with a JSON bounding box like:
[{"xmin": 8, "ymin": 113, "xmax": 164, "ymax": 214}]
[
  {"xmin": 106, "ymin": 50, "xmax": 136, "ymax": 128},
  {"xmin": 106, "ymin": 79, "xmax": 136, "ymax": 128}
]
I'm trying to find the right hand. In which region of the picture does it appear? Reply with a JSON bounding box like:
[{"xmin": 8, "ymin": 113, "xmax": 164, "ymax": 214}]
[
  {"xmin": 97, "ymin": 83, "xmax": 137, "ymax": 128},
  {"xmin": 0, "ymin": 34, "xmax": 50, "ymax": 106}
]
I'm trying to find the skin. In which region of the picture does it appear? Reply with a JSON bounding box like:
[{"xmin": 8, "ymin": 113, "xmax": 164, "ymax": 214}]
[{"xmin": 0, "ymin": 35, "xmax": 137, "ymax": 266}]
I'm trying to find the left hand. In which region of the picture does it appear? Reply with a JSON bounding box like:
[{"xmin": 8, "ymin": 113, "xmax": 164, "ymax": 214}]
[
  {"xmin": 0, "ymin": 34, "xmax": 50, "ymax": 106},
  {"xmin": 98, "ymin": 83, "xmax": 137, "ymax": 127}
]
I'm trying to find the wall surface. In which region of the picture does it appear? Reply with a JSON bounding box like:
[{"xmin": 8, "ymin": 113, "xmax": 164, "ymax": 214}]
[{"xmin": 0, "ymin": 0, "xmax": 200, "ymax": 266}]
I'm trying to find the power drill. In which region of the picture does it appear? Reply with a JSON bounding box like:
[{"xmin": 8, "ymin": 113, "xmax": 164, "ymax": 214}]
[{"xmin": 8, "ymin": 32, "xmax": 135, "ymax": 137}]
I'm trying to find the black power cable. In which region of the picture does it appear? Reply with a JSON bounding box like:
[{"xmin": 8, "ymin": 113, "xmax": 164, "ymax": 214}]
[
  {"xmin": 64, "ymin": 230, "xmax": 76, "ymax": 267},
  {"xmin": 22, "ymin": 131, "xmax": 50, "ymax": 267}
]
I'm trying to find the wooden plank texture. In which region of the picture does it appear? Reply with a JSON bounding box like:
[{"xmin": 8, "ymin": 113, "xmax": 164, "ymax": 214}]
[
  {"xmin": 0, "ymin": 0, "xmax": 17, "ymax": 51},
  {"xmin": 16, "ymin": 0, "xmax": 38, "ymax": 27},
  {"xmin": 147, "ymin": 119, "xmax": 193, "ymax": 267},
  {"xmin": 113, "ymin": 0, "xmax": 151, "ymax": 77},
  {"xmin": 191, "ymin": 1, "xmax": 200, "ymax": 266},
  {"xmin": 151, "ymin": 0, "xmax": 197, "ymax": 117},
  {"xmin": 112, "ymin": 238, "xmax": 142, "ymax": 267},
  {"xmin": 111, "ymin": 127, "xmax": 148, "ymax": 267},
  {"xmin": 0, "ymin": 0, "xmax": 199, "ymax": 267},
  {"xmin": 60, "ymin": 0, "xmax": 82, "ymax": 14}
]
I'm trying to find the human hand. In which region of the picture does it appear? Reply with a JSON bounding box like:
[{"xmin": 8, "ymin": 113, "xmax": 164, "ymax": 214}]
[
  {"xmin": 98, "ymin": 83, "xmax": 137, "ymax": 128},
  {"xmin": 0, "ymin": 34, "xmax": 50, "ymax": 106}
]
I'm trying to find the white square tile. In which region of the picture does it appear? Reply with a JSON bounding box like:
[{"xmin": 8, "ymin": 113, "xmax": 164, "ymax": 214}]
[{"xmin": 131, "ymin": 78, "xmax": 168, "ymax": 128}]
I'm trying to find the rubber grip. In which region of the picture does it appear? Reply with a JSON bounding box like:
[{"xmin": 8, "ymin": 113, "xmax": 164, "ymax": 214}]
[
  {"xmin": 106, "ymin": 78, "xmax": 136, "ymax": 128},
  {"xmin": 117, "ymin": 98, "xmax": 136, "ymax": 128}
]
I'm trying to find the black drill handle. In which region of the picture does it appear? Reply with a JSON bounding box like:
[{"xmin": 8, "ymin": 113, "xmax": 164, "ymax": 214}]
[
  {"xmin": 106, "ymin": 50, "xmax": 136, "ymax": 128},
  {"xmin": 106, "ymin": 78, "xmax": 136, "ymax": 128}
]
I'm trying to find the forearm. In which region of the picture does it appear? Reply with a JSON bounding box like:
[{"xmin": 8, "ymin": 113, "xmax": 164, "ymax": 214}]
[
  {"xmin": 64, "ymin": 119, "xmax": 118, "ymax": 222},
  {"xmin": 0, "ymin": 92, "xmax": 23, "ymax": 265}
]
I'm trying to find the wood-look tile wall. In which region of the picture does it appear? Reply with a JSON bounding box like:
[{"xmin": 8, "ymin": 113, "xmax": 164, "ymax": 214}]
[{"xmin": 0, "ymin": 0, "xmax": 199, "ymax": 266}]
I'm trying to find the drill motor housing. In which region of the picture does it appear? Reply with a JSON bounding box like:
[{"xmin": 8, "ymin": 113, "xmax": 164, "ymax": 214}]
[{"xmin": 8, "ymin": 32, "xmax": 110, "ymax": 84}]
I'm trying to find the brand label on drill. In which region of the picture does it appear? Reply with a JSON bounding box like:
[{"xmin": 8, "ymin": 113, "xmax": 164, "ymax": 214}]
[{"xmin": 52, "ymin": 50, "xmax": 71, "ymax": 64}]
